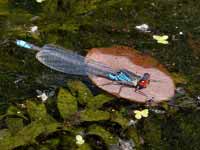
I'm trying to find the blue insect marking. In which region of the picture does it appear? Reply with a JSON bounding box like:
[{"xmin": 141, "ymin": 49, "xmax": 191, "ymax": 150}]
[
  {"xmin": 108, "ymin": 71, "xmax": 133, "ymax": 82},
  {"xmin": 16, "ymin": 40, "xmax": 32, "ymax": 49}
]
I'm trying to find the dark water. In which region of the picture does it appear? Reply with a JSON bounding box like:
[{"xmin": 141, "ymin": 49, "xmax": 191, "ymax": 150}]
[{"xmin": 0, "ymin": 0, "xmax": 200, "ymax": 150}]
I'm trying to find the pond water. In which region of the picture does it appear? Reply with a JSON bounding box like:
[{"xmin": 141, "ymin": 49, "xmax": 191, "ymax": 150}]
[{"xmin": 0, "ymin": 0, "xmax": 200, "ymax": 150}]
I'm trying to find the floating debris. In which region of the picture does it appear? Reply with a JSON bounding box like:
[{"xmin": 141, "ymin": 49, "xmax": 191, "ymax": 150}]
[
  {"xmin": 36, "ymin": 90, "xmax": 49, "ymax": 102},
  {"xmin": 179, "ymin": 32, "xmax": 183, "ymax": 35},
  {"xmin": 118, "ymin": 138, "xmax": 135, "ymax": 150},
  {"xmin": 17, "ymin": 111, "xmax": 21, "ymax": 114},
  {"xmin": 153, "ymin": 35, "xmax": 169, "ymax": 44},
  {"xmin": 135, "ymin": 24, "xmax": 150, "ymax": 32},
  {"xmin": 37, "ymin": 93, "xmax": 48, "ymax": 102},
  {"xmin": 76, "ymin": 135, "xmax": 85, "ymax": 145},
  {"xmin": 28, "ymin": 26, "xmax": 38, "ymax": 33},
  {"xmin": 30, "ymin": 16, "xmax": 40, "ymax": 22},
  {"xmin": 128, "ymin": 119, "xmax": 138, "ymax": 127},
  {"xmin": 175, "ymin": 87, "xmax": 186, "ymax": 95},
  {"xmin": 134, "ymin": 109, "xmax": 149, "ymax": 120},
  {"xmin": 18, "ymin": 103, "xmax": 26, "ymax": 108},
  {"xmin": 14, "ymin": 78, "xmax": 23, "ymax": 84},
  {"xmin": 197, "ymin": 96, "xmax": 200, "ymax": 105},
  {"xmin": 150, "ymin": 109, "xmax": 165, "ymax": 114},
  {"xmin": 110, "ymin": 138, "xmax": 135, "ymax": 150}
]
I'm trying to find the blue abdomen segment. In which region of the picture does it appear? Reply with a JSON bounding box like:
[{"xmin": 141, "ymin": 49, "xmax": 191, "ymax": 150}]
[
  {"xmin": 108, "ymin": 71, "xmax": 132, "ymax": 82},
  {"xmin": 16, "ymin": 40, "xmax": 32, "ymax": 49}
]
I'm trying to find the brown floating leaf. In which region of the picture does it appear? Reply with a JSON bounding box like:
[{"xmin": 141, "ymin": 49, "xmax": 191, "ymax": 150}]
[{"xmin": 86, "ymin": 46, "xmax": 175, "ymax": 103}]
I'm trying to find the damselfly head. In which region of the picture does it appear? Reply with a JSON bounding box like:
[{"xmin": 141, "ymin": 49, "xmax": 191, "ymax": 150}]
[{"xmin": 143, "ymin": 73, "xmax": 150, "ymax": 80}]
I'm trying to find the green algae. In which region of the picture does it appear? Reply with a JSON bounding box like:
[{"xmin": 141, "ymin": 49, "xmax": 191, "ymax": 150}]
[
  {"xmin": 142, "ymin": 117, "xmax": 162, "ymax": 149},
  {"xmin": 0, "ymin": 120, "xmax": 60, "ymax": 150},
  {"xmin": 5, "ymin": 117, "xmax": 24, "ymax": 135},
  {"xmin": 86, "ymin": 94, "xmax": 114, "ymax": 109},
  {"xmin": 67, "ymin": 80, "xmax": 93, "ymax": 105},
  {"xmin": 87, "ymin": 125, "xmax": 118, "ymax": 145},
  {"xmin": 26, "ymin": 100, "xmax": 47, "ymax": 121},
  {"xmin": 0, "ymin": 129, "xmax": 11, "ymax": 140},
  {"xmin": 0, "ymin": 0, "xmax": 9, "ymax": 16},
  {"xmin": 67, "ymin": 80, "xmax": 114, "ymax": 108},
  {"xmin": 6, "ymin": 105, "xmax": 27, "ymax": 120},
  {"xmin": 125, "ymin": 127, "xmax": 141, "ymax": 149},
  {"xmin": 42, "ymin": 138, "xmax": 60, "ymax": 150},
  {"xmin": 77, "ymin": 143, "xmax": 92, "ymax": 150},
  {"xmin": 57, "ymin": 88, "xmax": 78, "ymax": 119},
  {"xmin": 171, "ymin": 72, "xmax": 188, "ymax": 84},
  {"xmin": 79, "ymin": 109, "xmax": 110, "ymax": 122},
  {"xmin": 110, "ymin": 111, "xmax": 129, "ymax": 129}
]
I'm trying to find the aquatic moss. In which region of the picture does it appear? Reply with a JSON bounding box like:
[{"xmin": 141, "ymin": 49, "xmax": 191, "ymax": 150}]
[
  {"xmin": 42, "ymin": 138, "xmax": 60, "ymax": 150},
  {"xmin": 142, "ymin": 117, "xmax": 162, "ymax": 149},
  {"xmin": 177, "ymin": 112, "xmax": 200, "ymax": 149},
  {"xmin": 67, "ymin": 80, "xmax": 93, "ymax": 105},
  {"xmin": 0, "ymin": 0, "xmax": 9, "ymax": 16},
  {"xmin": 26, "ymin": 100, "xmax": 47, "ymax": 121},
  {"xmin": 57, "ymin": 88, "xmax": 78, "ymax": 120},
  {"xmin": 77, "ymin": 143, "xmax": 92, "ymax": 150},
  {"xmin": 6, "ymin": 105, "xmax": 27, "ymax": 120},
  {"xmin": 174, "ymin": 95, "xmax": 197, "ymax": 109},
  {"xmin": 42, "ymin": 0, "xmax": 58, "ymax": 17},
  {"xmin": 110, "ymin": 111, "xmax": 129, "ymax": 129},
  {"xmin": 60, "ymin": 135, "xmax": 76, "ymax": 150},
  {"xmin": 86, "ymin": 94, "xmax": 114, "ymax": 109},
  {"xmin": 75, "ymin": 0, "xmax": 101, "ymax": 14},
  {"xmin": 0, "ymin": 129, "xmax": 11, "ymax": 140},
  {"xmin": 87, "ymin": 125, "xmax": 118, "ymax": 145},
  {"xmin": 171, "ymin": 72, "xmax": 188, "ymax": 84},
  {"xmin": 0, "ymin": 120, "xmax": 60, "ymax": 150},
  {"xmin": 125, "ymin": 127, "xmax": 141, "ymax": 149},
  {"xmin": 5, "ymin": 117, "xmax": 24, "ymax": 135},
  {"xmin": 79, "ymin": 109, "xmax": 110, "ymax": 122}
]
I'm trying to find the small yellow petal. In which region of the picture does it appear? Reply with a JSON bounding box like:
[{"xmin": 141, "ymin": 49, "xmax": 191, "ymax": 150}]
[
  {"xmin": 141, "ymin": 109, "xmax": 149, "ymax": 117},
  {"xmin": 134, "ymin": 110, "xmax": 140, "ymax": 114},
  {"xmin": 76, "ymin": 135, "xmax": 83, "ymax": 141},
  {"xmin": 135, "ymin": 113, "xmax": 142, "ymax": 119},
  {"xmin": 153, "ymin": 35, "xmax": 160, "ymax": 40},
  {"xmin": 153, "ymin": 35, "xmax": 168, "ymax": 41},
  {"xmin": 76, "ymin": 135, "xmax": 85, "ymax": 145},
  {"xmin": 157, "ymin": 40, "xmax": 169, "ymax": 44},
  {"xmin": 161, "ymin": 35, "xmax": 168, "ymax": 40}
]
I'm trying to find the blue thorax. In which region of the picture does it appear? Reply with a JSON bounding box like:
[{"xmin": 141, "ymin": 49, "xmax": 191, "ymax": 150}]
[{"xmin": 108, "ymin": 71, "xmax": 133, "ymax": 82}]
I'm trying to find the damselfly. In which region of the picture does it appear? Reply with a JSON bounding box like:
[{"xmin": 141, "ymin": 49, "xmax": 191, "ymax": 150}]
[{"xmin": 16, "ymin": 40, "xmax": 156, "ymax": 100}]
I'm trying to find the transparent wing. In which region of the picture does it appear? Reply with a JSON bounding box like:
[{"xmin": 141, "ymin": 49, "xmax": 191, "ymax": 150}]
[{"xmin": 36, "ymin": 44, "xmax": 115, "ymax": 76}]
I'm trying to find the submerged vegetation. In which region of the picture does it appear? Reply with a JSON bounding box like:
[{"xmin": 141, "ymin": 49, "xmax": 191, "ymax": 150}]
[{"xmin": 0, "ymin": 0, "xmax": 200, "ymax": 149}]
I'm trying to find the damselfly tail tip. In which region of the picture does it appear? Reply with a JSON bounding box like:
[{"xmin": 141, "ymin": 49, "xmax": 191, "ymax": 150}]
[{"xmin": 15, "ymin": 39, "xmax": 32, "ymax": 49}]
